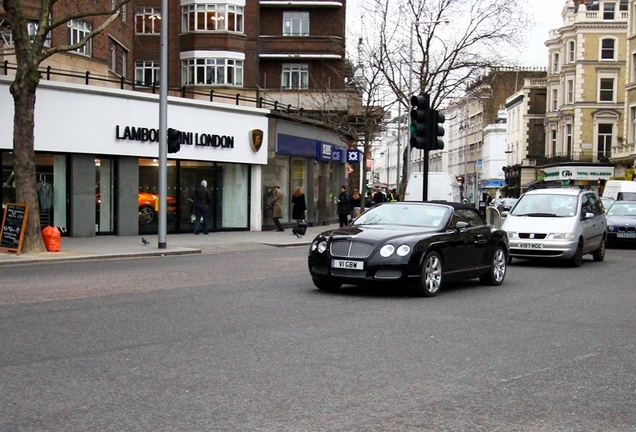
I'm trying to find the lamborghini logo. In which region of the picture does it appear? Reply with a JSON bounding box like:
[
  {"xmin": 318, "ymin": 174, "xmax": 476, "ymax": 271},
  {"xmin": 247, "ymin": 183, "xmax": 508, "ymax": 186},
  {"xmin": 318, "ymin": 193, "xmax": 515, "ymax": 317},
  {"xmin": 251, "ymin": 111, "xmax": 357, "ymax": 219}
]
[{"xmin": 250, "ymin": 129, "xmax": 264, "ymax": 152}]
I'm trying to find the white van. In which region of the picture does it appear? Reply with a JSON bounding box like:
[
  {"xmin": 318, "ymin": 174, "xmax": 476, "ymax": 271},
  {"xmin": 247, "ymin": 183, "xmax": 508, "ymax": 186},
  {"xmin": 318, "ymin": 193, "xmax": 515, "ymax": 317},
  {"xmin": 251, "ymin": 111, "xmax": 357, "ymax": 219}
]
[
  {"xmin": 601, "ymin": 180, "xmax": 636, "ymax": 201},
  {"xmin": 404, "ymin": 172, "xmax": 461, "ymax": 202}
]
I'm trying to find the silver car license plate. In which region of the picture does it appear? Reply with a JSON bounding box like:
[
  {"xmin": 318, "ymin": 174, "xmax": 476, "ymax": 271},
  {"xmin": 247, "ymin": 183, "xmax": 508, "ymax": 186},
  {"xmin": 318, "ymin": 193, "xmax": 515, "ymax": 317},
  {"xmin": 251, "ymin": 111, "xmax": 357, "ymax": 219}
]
[
  {"xmin": 331, "ymin": 259, "xmax": 364, "ymax": 270},
  {"xmin": 519, "ymin": 243, "xmax": 543, "ymax": 249}
]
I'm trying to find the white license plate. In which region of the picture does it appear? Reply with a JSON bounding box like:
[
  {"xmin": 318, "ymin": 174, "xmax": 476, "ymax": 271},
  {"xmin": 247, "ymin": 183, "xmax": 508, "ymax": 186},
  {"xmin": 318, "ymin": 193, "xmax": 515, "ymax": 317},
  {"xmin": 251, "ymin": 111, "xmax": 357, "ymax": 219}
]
[
  {"xmin": 519, "ymin": 243, "xmax": 543, "ymax": 249},
  {"xmin": 617, "ymin": 233, "xmax": 636, "ymax": 238},
  {"xmin": 331, "ymin": 259, "xmax": 364, "ymax": 270}
]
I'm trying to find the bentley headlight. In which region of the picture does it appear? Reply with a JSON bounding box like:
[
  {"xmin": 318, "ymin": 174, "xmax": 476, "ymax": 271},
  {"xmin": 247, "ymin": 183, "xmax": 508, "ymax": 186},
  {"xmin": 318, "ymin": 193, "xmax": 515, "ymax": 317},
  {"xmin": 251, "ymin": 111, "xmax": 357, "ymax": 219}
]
[
  {"xmin": 396, "ymin": 245, "xmax": 411, "ymax": 256},
  {"xmin": 311, "ymin": 241, "xmax": 319, "ymax": 251},
  {"xmin": 317, "ymin": 241, "xmax": 328, "ymax": 253},
  {"xmin": 380, "ymin": 244, "xmax": 395, "ymax": 257},
  {"xmin": 548, "ymin": 232, "xmax": 574, "ymax": 240}
]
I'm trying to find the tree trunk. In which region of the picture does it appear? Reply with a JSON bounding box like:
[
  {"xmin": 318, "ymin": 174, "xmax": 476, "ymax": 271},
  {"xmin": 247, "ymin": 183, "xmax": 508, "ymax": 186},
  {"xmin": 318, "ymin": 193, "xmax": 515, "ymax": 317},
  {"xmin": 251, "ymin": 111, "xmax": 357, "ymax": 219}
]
[{"xmin": 10, "ymin": 73, "xmax": 46, "ymax": 253}]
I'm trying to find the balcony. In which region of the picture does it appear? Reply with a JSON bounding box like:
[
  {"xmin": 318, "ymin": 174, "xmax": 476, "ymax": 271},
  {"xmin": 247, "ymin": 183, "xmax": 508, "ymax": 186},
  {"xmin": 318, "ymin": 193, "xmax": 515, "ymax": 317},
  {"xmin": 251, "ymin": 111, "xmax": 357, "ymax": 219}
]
[
  {"xmin": 258, "ymin": 36, "xmax": 344, "ymax": 59},
  {"xmin": 532, "ymin": 151, "xmax": 614, "ymax": 166}
]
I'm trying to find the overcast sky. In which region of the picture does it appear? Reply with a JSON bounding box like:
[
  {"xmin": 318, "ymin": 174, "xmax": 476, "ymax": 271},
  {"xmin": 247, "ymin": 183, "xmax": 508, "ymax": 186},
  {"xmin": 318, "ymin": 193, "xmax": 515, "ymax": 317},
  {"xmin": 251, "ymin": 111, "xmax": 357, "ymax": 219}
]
[{"xmin": 346, "ymin": 0, "xmax": 566, "ymax": 68}]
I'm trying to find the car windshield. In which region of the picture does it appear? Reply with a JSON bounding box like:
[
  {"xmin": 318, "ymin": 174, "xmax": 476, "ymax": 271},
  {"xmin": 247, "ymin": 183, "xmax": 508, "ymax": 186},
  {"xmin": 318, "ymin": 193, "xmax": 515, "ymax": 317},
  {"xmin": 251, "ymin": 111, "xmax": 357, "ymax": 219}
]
[
  {"xmin": 354, "ymin": 203, "xmax": 451, "ymax": 228},
  {"xmin": 607, "ymin": 202, "xmax": 636, "ymax": 217},
  {"xmin": 510, "ymin": 193, "xmax": 578, "ymax": 217}
]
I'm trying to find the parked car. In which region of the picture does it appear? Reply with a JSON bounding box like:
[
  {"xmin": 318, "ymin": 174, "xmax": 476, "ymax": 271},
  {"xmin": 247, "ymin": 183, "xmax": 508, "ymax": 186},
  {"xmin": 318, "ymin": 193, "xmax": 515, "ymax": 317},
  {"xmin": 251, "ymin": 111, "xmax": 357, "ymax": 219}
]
[
  {"xmin": 601, "ymin": 196, "xmax": 615, "ymax": 212},
  {"xmin": 605, "ymin": 200, "xmax": 636, "ymax": 246},
  {"xmin": 501, "ymin": 187, "xmax": 606, "ymax": 267},
  {"xmin": 495, "ymin": 198, "xmax": 518, "ymax": 212},
  {"xmin": 307, "ymin": 201, "xmax": 509, "ymax": 297}
]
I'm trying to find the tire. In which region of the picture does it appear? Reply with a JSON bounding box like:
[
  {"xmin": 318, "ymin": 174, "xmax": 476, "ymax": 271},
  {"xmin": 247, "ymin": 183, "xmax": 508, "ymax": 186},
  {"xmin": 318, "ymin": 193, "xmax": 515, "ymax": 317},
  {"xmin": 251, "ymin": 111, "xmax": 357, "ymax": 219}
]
[
  {"xmin": 139, "ymin": 205, "xmax": 155, "ymax": 224},
  {"xmin": 413, "ymin": 251, "xmax": 443, "ymax": 297},
  {"xmin": 568, "ymin": 240, "xmax": 583, "ymax": 267},
  {"xmin": 592, "ymin": 236, "xmax": 606, "ymax": 262},
  {"xmin": 479, "ymin": 245, "xmax": 507, "ymax": 286},
  {"xmin": 312, "ymin": 278, "xmax": 341, "ymax": 291}
]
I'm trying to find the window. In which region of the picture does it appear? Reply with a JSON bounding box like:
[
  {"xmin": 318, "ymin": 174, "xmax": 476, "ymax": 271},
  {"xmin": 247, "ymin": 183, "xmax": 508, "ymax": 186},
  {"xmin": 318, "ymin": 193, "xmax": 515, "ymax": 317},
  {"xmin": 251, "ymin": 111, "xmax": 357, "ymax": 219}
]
[
  {"xmin": 112, "ymin": 0, "xmax": 126, "ymax": 22},
  {"xmin": 565, "ymin": 124, "xmax": 572, "ymax": 158},
  {"xmin": 599, "ymin": 78, "xmax": 615, "ymax": 102},
  {"xmin": 631, "ymin": 106, "xmax": 636, "ymax": 142},
  {"xmin": 597, "ymin": 123, "xmax": 613, "ymax": 161},
  {"xmin": 632, "ymin": 53, "xmax": 636, "ymax": 82},
  {"xmin": 551, "ymin": 130, "xmax": 557, "ymax": 156},
  {"xmin": 182, "ymin": 4, "xmax": 244, "ymax": 33},
  {"xmin": 282, "ymin": 64, "xmax": 309, "ymax": 89},
  {"xmin": 68, "ymin": 20, "xmax": 92, "ymax": 56},
  {"xmin": 552, "ymin": 88, "xmax": 558, "ymax": 111},
  {"xmin": 135, "ymin": 8, "xmax": 161, "ymax": 34},
  {"xmin": 552, "ymin": 53, "xmax": 560, "ymax": 73},
  {"xmin": 181, "ymin": 56, "xmax": 244, "ymax": 86},
  {"xmin": 601, "ymin": 38, "xmax": 616, "ymax": 60},
  {"xmin": 135, "ymin": 61, "xmax": 159, "ymax": 87},
  {"xmin": 568, "ymin": 40, "xmax": 575, "ymax": 63},
  {"xmin": 567, "ymin": 79, "xmax": 574, "ymax": 104},
  {"xmin": 604, "ymin": 1, "xmax": 616, "ymax": 19},
  {"xmin": 109, "ymin": 39, "xmax": 128, "ymax": 78},
  {"xmin": 283, "ymin": 12, "xmax": 309, "ymax": 36}
]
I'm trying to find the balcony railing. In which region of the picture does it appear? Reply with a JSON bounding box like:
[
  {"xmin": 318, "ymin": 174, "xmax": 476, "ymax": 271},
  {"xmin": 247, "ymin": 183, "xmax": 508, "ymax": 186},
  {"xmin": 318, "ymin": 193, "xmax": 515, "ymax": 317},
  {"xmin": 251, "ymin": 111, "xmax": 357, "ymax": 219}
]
[{"xmin": 531, "ymin": 151, "xmax": 613, "ymax": 165}]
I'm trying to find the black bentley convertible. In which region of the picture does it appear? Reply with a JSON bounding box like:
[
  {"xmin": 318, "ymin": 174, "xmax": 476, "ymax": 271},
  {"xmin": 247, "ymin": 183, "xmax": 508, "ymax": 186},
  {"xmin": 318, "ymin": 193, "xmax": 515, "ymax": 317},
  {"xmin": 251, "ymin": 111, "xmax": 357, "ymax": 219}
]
[{"xmin": 307, "ymin": 201, "xmax": 509, "ymax": 297}]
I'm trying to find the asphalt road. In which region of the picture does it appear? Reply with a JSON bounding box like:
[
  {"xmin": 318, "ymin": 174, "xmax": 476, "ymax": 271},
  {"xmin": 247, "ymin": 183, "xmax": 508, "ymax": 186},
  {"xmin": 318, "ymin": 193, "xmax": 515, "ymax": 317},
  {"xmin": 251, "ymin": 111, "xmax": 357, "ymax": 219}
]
[{"xmin": 1, "ymin": 247, "xmax": 635, "ymax": 431}]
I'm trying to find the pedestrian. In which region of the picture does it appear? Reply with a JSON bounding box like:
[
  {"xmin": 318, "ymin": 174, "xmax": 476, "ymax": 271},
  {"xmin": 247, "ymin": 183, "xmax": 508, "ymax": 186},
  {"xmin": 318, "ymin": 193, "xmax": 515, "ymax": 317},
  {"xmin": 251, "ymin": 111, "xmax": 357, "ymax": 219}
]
[
  {"xmin": 373, "ymin": 187, "xmax": 385, "ymax": 205},
  {"xmin": 291, "ymin": 186, "xmax": 307, "ymax": 222},
  {"xmin": 268, "ymin": 185, "xmax": 285, "ymax": 231},
  {"xmin": 389, "ymin": 188, "xmax": 398, "ymax": 202},
  {"xmin": 365, "ymin": 191, "xmax": 374, "ymax": 208},
  {"xmin": 336, "ymin": 185, "xmax": 351, "ymax": 227},
  {"xmin": 350, "ymin": 188, "xmax": 361, "ymax": 219},
  {"xmin": 193, "ymin": 179, "xmax": 211, "ymax": 234}
]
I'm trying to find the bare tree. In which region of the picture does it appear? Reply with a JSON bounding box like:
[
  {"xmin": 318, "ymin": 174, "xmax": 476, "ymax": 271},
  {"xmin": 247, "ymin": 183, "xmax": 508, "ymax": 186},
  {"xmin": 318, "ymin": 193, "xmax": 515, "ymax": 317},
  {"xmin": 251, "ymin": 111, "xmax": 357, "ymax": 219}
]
[
  {"xmin": 361, "ymin": 0, "xmax": 532, "ymax": 198},
  {"xmin": 2, "ymin": 0, "xmax": 131, "ymax": 252}
]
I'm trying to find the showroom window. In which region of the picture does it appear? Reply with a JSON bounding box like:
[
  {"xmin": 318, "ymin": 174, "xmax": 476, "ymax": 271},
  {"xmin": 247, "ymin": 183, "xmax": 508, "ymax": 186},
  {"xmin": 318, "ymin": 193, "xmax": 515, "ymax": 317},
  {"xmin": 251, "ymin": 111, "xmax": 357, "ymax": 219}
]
[
  {"xmin": 182, "ymin": 56, "xmax": 244, "ymax": 86},
  {"xmin": 283, "ymin": 12, "xmax": 309, "ymax": 36},
  {"xmin": 68, "ymin": 20, "xmax": 92, "ymax": 56},
  {"xmin": 182, "ymin": 4, "xmax": 244, "ymax": 32},
  {"xmin": 282, "ymin": 64, "xmax": 309, "ymax": 89},
  {"xmin": 135, "ymin": 8, "xmax": 161, "ymax": 34},
  {"xmin": 135, "ymin": 61, "xmax": 160, "ymax": 86}
]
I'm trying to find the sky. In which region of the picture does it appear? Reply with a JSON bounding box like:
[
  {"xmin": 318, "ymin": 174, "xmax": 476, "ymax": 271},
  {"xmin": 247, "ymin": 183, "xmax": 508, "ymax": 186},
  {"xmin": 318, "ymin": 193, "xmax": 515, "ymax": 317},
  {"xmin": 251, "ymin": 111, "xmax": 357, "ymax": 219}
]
[{"xmin": 346, "ymin": 0, "xmax": 566, "ymax": 68}]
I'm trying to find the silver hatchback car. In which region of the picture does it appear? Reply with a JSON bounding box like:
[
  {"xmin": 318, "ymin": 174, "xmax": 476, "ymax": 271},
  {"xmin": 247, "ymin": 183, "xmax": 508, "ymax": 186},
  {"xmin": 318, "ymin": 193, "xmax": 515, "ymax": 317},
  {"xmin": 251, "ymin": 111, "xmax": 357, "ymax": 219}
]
[{"xmin": 501, "ymin": 187, "xmax": 606, "ymax": 267}]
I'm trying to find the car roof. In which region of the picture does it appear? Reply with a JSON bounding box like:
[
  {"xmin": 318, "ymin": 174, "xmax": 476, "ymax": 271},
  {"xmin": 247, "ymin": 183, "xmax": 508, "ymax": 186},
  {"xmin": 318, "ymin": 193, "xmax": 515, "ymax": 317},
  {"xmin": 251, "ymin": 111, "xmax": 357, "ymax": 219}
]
[
  {"xmin": 524, "ymin": 187, "xmax": 592, "ymax": 197},
  {"xmin": 378, "ymin": 201, "xmax": 477, "ymax": 211}
]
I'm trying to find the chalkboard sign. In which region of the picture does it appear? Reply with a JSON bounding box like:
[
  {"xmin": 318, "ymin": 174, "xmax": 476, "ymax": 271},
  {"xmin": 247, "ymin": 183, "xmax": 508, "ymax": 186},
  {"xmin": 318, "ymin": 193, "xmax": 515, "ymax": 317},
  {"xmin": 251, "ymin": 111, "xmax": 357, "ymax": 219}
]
[{"xmin": 1, "ymin": 203, "xmax": 29, "ymax": 255}]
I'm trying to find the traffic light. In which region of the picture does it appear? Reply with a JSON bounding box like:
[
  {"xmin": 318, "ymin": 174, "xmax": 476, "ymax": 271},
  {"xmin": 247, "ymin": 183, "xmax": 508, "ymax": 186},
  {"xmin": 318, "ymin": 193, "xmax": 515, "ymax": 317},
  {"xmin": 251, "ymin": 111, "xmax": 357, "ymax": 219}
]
[
  {"xmin": 428, "ymin": 109, "xmax": 445, "ymax": 150},
  {"xmin": 167, "ymin": 128, "xmax": 181, "ymax": 153},
  {"xmin": 410, "ymin": 93, "xmax": 430, "ymax": 150}
]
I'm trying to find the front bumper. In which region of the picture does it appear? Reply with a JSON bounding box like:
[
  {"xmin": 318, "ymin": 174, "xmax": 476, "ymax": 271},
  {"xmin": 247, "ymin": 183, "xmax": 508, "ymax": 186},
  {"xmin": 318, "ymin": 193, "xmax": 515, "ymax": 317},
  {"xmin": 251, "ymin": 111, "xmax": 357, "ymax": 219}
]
[
  {"xmin": 307, "ymin": 253, "xmax": 417, "ymax": 285},
  {"xmin": 508, "ymin": 238, "xmax": 578, "ymax": 260}
]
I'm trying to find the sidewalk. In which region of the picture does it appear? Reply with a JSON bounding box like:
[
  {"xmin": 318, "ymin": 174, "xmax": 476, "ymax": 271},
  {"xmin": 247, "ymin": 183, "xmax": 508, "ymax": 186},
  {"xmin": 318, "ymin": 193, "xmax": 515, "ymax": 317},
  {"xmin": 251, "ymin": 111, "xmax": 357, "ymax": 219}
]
[{"xmin": 0, "ymin": 223, "xmax": 340, "ymax": 266}]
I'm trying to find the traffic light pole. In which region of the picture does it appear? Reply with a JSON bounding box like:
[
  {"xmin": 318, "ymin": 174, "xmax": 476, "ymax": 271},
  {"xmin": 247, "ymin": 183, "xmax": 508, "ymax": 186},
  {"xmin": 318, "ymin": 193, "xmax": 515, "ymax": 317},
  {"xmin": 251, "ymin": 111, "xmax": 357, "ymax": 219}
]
[{"xmin": 157, "ymin": 0, "xmax": 168, "ymax": 249}]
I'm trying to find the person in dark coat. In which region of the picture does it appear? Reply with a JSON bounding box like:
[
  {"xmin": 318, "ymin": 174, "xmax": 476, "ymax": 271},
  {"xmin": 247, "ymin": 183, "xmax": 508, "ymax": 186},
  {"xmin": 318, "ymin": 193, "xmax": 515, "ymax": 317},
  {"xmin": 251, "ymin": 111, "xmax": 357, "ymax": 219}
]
[
  {"xmin": 336, "ymin": 185, "xmax": 351, "ymax": 227},
  {"xmin": 193, "ymin": 179, "xmax": 212, "ymax": 234},
  {"xmin": 291, "ymin": 186, "xmax": 307, "ymax": 222},
  {"xmin": 373, "ymin": 187, "xmax": 385, "ymax": 205}
]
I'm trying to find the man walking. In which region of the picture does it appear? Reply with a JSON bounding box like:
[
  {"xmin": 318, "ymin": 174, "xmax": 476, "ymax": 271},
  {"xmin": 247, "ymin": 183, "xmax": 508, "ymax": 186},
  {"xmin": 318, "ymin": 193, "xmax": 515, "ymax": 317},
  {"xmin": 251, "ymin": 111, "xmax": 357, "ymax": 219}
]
[
  {"xmin": 268, "ymin": 185, "xmax": 285, "ymax": 231},
  {"xmin": 193, "ymin": 180, "xmax": 212, "ymax": 234}
]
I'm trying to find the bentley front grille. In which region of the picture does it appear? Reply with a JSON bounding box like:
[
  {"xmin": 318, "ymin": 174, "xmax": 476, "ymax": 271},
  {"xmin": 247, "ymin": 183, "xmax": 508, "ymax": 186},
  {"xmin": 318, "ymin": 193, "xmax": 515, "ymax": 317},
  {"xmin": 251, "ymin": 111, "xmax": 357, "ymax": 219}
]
[{"xmin": 330, "ymin": 240, "xmax": 374, "ymax": 259}]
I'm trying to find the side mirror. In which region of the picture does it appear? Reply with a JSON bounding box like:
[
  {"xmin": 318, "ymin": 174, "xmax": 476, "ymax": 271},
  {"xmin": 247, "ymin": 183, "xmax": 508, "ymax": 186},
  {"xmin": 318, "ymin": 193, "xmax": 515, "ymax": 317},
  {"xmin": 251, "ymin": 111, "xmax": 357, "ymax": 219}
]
[
  {"xmin": 584, "ymin": 212, "xmax": 595, "ymax": 220},
  {"xmin": 455, "ymin": 221, "xmax": 469, "ymax": 230}
]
